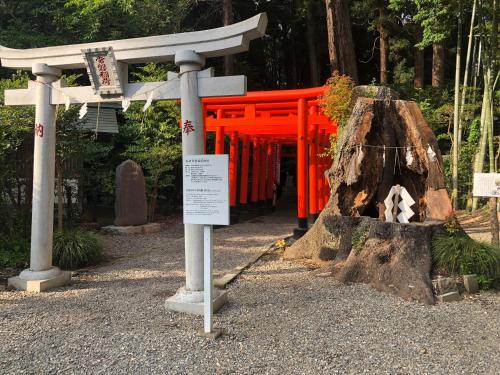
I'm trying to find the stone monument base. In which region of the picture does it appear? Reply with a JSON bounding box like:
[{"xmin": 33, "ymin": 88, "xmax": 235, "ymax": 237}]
[
  {"xmin": 8, "ymin": 266, "xmax": 71, "ymax": 292},
  {"xmin": 165, "ymin": 286, "xmax": 228, "ymax": 315},
  {"xmin": 102, "ymin": 223, "xmax": 161, "ymax": 235}
]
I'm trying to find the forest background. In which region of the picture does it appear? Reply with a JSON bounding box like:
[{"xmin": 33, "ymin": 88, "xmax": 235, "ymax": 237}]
[{"xmin": 0, "ymin": 0, "xmax": 497, "ymax": 266}]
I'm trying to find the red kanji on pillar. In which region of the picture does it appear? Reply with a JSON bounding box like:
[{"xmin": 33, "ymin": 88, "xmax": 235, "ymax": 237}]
[
  {"xmin": 35, "ymin": 123, "xmax": 44, "ymax": 138},
  {"xmin": 183, "ymin": 120, "xmax": 195, "ymax": 135}
]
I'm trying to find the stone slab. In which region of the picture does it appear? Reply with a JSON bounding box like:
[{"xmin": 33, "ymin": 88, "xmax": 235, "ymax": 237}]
[
  {"xmin": 165, "ymin": 289, "xmax": 228, "ymax": 315},
  {"xmin": 436, "ymin": 277, "xmax": 458, "ymax": 295},
  {"xmin": 214, "ymin": 250, "xmax": 270, "ymax": 288},
  {"xmin": 8, "ymin": 271, "xmax": 71, "ymax": 292},
  {"xmin": 197, "ymin": 328, "xmax": 223, "ymax": 340},
  {"xmin": 101, "ymin": 223, "xmax": 161, "ymax": 235},
  {"xmin": 437, "ymin": 291, "xmax": 462, "ymax": 303},
  {"xmin": 463, "ymin": 274, "xmax": 479, "ymax": 293}
]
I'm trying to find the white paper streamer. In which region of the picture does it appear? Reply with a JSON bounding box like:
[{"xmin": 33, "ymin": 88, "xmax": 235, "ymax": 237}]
[
  {"xmin": 427, "ymin": 145, "xmax": 436, "ymax": 162},
  {"xmin": 406, "ymin": 146, "xmax": 414, "ymax": 167},
  {"xmin": 383, "ymin": 145, "xmax": 386, "ymax": 167},
  {"xmin": 122, "ymin": 97, "xmax": 131, "ymax": 112},
  {"xmin": 64, "ymin": 95, "xmax": 71, "ymax": 111},
  {"xmin": 142, "ymin": 90, "xmax": 154, "ymax": 112},
  {"xmin": 79, "ymin": 103, "xmax": 88, "ymax": 119}
]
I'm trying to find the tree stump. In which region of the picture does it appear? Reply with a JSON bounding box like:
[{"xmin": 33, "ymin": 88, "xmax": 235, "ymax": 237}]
[{"xmin": 284, "ymin": 92, "xmax": 452, "ymax": 304}]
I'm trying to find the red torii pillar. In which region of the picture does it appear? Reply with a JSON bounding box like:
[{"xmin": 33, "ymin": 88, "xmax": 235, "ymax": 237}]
[
  {"xmin": 266, "ymin": 142, "xmax": 275, "ymax": 209},
  {"xmin": 317, "ymin": 129, "xmax": 326, "ymax": 212},
  {"xmin": 215, "ymin": 109, "xmax": 225, "ymax": 154},
  {"xmin": 294, "ymin": 98, "xmax": 308, "ymax": 238},
  {"xmin": 308, "ymin": 105, "xmax": 319, "ymax": 221},
  {"xmin": 239, "ymin": 134, "xmax": 250, "ymax": 208},
  {"xmin": 259, "ymin": 140, "xmax": 268, "ymax": 205},
  {"xmin": 250, "ymin": 138, "xmax": 260, "ymax": 206},
  {"xmin": 229, "ymin": 131, "xmax": 239, "ymax": 223}
]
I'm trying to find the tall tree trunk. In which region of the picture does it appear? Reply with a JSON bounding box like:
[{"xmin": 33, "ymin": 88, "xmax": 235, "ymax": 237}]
[
  {"xmin": 452, "ymin": 0, "xmax": 463, "ymax": 209},
  {"xmin": 331, "ymin": 0, "xmax": 359, "ymax": 82},
  {"xmin": 290, "ymin": 34, "xmax": 298, "ymax": 87},
  {"xmin": 307, "ymin": 0, "xmax": 320, "ymax": 86},
  {"xmin": 378, "ymin": 7, "xmax": 389, "ymax": 84},
  {"xmin": 149, "ymin": 181, "xmax": 158, "ymax": 223},
  {"xmin": 223, "ymin": 0, "xmax": 234, "ymax": 75},
  {"xmin": 458, "ymin": 0, "xmax": 477, "ymax": 144},
  {"xmin": 432, "ymin": 43, "xmax": 445, "ymax": 88},
  {"xmin": 325, "ymin": 0, "xmax": 339, "ymax": 73},
  {"xmin": 414, "ymin": 24, "xmax": 425, "ymax": 88}
]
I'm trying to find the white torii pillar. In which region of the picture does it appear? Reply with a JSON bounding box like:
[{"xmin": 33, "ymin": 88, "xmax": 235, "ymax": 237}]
[
  {"xmin": 177, "ymin": 51, "xmax": 205, "ymax": 292},
  {"xmin": 8, "ymin": 64, "xmax": 72, "ymax": 292},
  {"xmin": 1, "ymin": 14, "xmax": 267, "ymax": 305},
  {"xmin": 163, "ymin": 51, "xmax": 229, "ymax": 314}
]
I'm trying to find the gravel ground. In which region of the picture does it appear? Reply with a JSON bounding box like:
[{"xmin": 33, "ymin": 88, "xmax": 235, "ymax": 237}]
[{"xmin": 0, "ymin": 211, "xmax": 499, "ymax": 374}]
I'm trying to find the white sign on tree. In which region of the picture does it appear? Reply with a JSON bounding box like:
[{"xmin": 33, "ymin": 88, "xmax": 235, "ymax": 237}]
[{"xmin": 473, "ymin": 173, "xmax": 500, "ymax": 197}]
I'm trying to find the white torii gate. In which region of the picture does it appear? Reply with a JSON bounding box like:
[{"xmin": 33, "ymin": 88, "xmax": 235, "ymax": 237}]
[{"xmin": 1, "ymin": 14, "xmax": 267, "ymax": 314}]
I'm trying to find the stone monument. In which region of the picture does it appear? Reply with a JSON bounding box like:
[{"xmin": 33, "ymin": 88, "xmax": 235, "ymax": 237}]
[
  {"xmin": 102, "ymin": 159, "xmax": 162, "ymax": 235},
  {"xmin": 114, "ymin": 160, "xmax": 147, "ymax": 226}
]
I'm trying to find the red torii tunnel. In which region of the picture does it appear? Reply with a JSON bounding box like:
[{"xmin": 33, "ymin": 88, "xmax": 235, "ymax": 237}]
[{"xmin": 201, "ymin": 86, "xmax": 337, "ymax": 237}]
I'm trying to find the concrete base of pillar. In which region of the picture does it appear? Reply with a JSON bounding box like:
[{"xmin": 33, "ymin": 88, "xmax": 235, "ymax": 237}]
[
  {"xmin": 266, "ymin": 199, "xmax": 275, "ymax": 212},
  {"xmin": 308, "ymin": 213, "xmax": 319, "ymax": 222},
  {"xmin": 101, "ymin": 223, "xmax": 161, "ymax": 235},
  {"xmin": 230, "ymin": 213, "xmax": 239, "ymax": 225},
  {"xmin": 293, "ymin": 227, "xmax": 308, "ymax": 239},
  {"xmin": 165, "ymin": 286, "xmax": 228, "ymax": 315},
  {"xmin": 8, "ymin": 267, "xmax": 71, "ymax": 292},
  {"xmin": 197, "ymin": 328, "xmax": 223, "ymax": 340},
  {"xmin": 247, "ymin": 203, "xmax": 261, "ymax": 215}
]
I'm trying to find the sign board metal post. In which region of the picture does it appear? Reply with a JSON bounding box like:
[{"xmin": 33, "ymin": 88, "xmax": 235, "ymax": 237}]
[
  {"xmin": 203, "ymin": 224, "xmax": 215, "ymax": 334},
  {"xmin": 183, "ymin": 154, "xmax": 229, "ymax": 338}
]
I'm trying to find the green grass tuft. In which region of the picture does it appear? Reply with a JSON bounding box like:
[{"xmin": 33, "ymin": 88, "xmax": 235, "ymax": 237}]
[
  {"xmin": 432, "ymin": 233, "xmax": 500, "ymax": 288},
  {"xmin": 53, "ymin": 229, "xmax": 103, "ymax": 270}
]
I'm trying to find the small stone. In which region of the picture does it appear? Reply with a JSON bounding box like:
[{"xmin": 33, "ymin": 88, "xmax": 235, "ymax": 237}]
[
  {"xmin": 437, "ymin": 291, "xmax": 462, "ymax": 303},
  {"xmin": 463, "ymin": 274, "xmax": 479, "ymax": 293},
  {"xmin": 436, "ymin": 277, "xmax": 458, "ymax": 295}
]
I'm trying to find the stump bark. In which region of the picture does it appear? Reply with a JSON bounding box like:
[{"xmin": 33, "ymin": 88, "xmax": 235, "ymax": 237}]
[{"xmin": 284, "ymin": 90, "xmax": 452, "ymax": 304}]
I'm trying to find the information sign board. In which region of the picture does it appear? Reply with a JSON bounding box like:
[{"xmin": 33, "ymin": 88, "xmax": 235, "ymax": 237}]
[
  {"xmin": 473, "ymin": 173, "xmax": 500, "ymax": 197},
  {"xmin": 183, "ymin": 155, "xmax": 229, "ymax": 225}
]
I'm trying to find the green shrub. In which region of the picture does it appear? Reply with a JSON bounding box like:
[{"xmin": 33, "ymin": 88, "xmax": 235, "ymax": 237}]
[
  {"xmin": 432, "ymin": 233, "xmax": 500, "ymax": 288},
  {"xmin": 0, "ymin": 208, "xmax": 30, "ymax": 268},
  {"xmin": 53, "ymin": 229, "xmax": 103, "ymax": 270}
]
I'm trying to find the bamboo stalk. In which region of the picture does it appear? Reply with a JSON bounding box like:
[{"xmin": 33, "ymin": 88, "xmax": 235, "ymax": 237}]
[
  {"xmin": 458, "ymin": 0, "xmax": 477, "ymax": 145},
  {"xmin": 452, "ymin": 0, "xmax": 463, "ymax": 209}
]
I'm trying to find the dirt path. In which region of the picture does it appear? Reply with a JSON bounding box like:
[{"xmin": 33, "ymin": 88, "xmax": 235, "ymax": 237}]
[{"xmin": 456, "ymin": 209, "xmax": 499, "ymax": 242}]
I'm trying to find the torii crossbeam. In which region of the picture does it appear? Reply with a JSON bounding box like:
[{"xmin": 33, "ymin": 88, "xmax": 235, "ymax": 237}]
[{"xmin": 0, "ymin": 14, "xmax": 267, "ymax": 317}]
